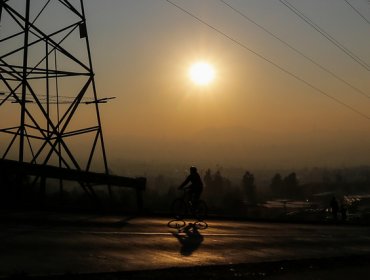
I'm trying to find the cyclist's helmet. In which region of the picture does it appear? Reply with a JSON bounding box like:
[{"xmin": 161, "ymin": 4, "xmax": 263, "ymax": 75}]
[{"xmin": 190, "ymin": 166, "xmax": 197, "ymax": 173}]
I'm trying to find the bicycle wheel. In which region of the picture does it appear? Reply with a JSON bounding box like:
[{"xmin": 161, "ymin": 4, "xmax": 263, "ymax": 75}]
[
  {"xmin": 167, "ymin": 219, "xmax": 186, "ymax": 229},
  {"xmin": 194, "ymin": 200, "xmax": 208, "ymax": 221},
  {"xmin": 171, "ymin": 198, "xmax": 187, "ymax": 219},
  {"xmin": 194, "ymin": 220, "xmax": 208, "ymax": 230}
]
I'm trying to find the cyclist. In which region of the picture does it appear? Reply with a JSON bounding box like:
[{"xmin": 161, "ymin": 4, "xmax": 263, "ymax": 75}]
[{"xmin": 178, "ymin": 166, "xmax": 203, "ymax": 207}]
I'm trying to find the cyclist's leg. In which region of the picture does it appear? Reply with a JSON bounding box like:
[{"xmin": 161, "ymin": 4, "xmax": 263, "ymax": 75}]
[
  {"xmin": 188, "ymin": 189, "xmax": 195, "ymax": 206},
  {"xmin": 193, "ymin": 188, "xmax": 202, "ymax": 205},
  {"xmin": 184, "ymin": 187, "xmax": 192, "ymax": 205},
  {"xmin": 171, "ymin": 198, "xmax": 187, "ymax": 219}
]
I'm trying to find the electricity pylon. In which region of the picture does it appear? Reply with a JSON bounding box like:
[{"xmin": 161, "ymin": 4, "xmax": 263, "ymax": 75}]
[{"xmin": 0, "ymin": 0, "xmax": 110, "ymax": 198}]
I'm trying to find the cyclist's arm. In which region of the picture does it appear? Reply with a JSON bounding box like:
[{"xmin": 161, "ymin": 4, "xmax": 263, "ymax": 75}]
[{"xmin": 178, "ymin": 175, "xmax": 191, "ymax": 189}]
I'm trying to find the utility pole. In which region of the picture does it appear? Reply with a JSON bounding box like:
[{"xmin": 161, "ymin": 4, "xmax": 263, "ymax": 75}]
[{"xmin": 0, "ymin": 0, "xmax": 111, "ymax": 202}]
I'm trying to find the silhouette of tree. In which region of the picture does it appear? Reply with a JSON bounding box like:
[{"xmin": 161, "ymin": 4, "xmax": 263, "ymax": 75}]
[
  {"xmin": 283, "ymin": 172, "xmax": 301, "ymax": 198},
  {"xmin": 202, "ymin": 168, "xmax": 234, "ymax": 209},
  {"xmin": 203, "ymin": 169, "xmax": 213, "ymax": 189},
  {"xmin": 242, "ymin": 171, "xmax": 256, "ymax": 204},
  {"xmin": 284, "ymin": 172, "xmax": 298, "ymax": 187},
  {"xmin": 270, "ymin": 173, "xmax": 283, "ymax": 197},
  {"xmin": 213, "ymin": 170, "xmax": 224, "ymax": 193}
]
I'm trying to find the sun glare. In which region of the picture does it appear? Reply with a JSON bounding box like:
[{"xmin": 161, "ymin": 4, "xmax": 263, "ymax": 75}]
[{"xmin": 189, "ymin": 62, "xmax": 215, "ymax": 85}]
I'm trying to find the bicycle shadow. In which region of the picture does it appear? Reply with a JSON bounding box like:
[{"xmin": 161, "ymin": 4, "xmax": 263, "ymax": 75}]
[{"xmin": 172, "ymin": 222, "xmax": 204, "ymax": 256}]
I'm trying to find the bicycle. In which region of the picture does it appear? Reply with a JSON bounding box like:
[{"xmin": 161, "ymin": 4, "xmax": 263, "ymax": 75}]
[{"xmin": 168, "ymin": 188, "xmax": 208, "ymax": 230}]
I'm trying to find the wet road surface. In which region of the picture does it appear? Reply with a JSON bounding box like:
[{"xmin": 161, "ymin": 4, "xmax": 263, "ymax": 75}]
[{"xmin": 0, "ymin": 212, "xmax": 370, "ymax": 277}]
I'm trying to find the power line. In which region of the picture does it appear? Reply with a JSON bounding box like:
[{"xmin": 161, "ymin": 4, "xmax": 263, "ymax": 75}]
[
  {"xmin": 220, "ymin": 0, "xmax": 370, "ymax": 99},
  {"xmin": 343, "ymin": 0, "xmax": 370, "ymax": 25},
  {"xmin": 164, "ymin": 0, "xmax": 370, "ymax": 121},
  {"xmin": 279, "ymin": 0, "xmax": 370, "ymax": 71}
]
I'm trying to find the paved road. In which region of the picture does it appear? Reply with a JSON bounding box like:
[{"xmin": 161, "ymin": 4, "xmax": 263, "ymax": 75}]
[{"xmin": 0, "ymin": 212, "xmax": 370, "ymax": 277}]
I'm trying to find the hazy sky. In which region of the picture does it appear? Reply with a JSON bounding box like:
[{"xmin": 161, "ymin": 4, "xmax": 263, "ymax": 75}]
[{"xmin": 1, "ymin": 0, "xmax": 370, "ymax": 172}]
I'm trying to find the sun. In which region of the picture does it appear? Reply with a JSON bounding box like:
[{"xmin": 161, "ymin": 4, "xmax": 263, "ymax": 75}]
[{"xmin": 189, "ymin": 62, "xmax": 215, "ymax": 85}]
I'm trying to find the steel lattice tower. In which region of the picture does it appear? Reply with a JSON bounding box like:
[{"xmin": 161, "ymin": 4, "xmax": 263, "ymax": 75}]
[{"xmin": 0, "ymin": 0, "xmax": 110, "ymax": 196}]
